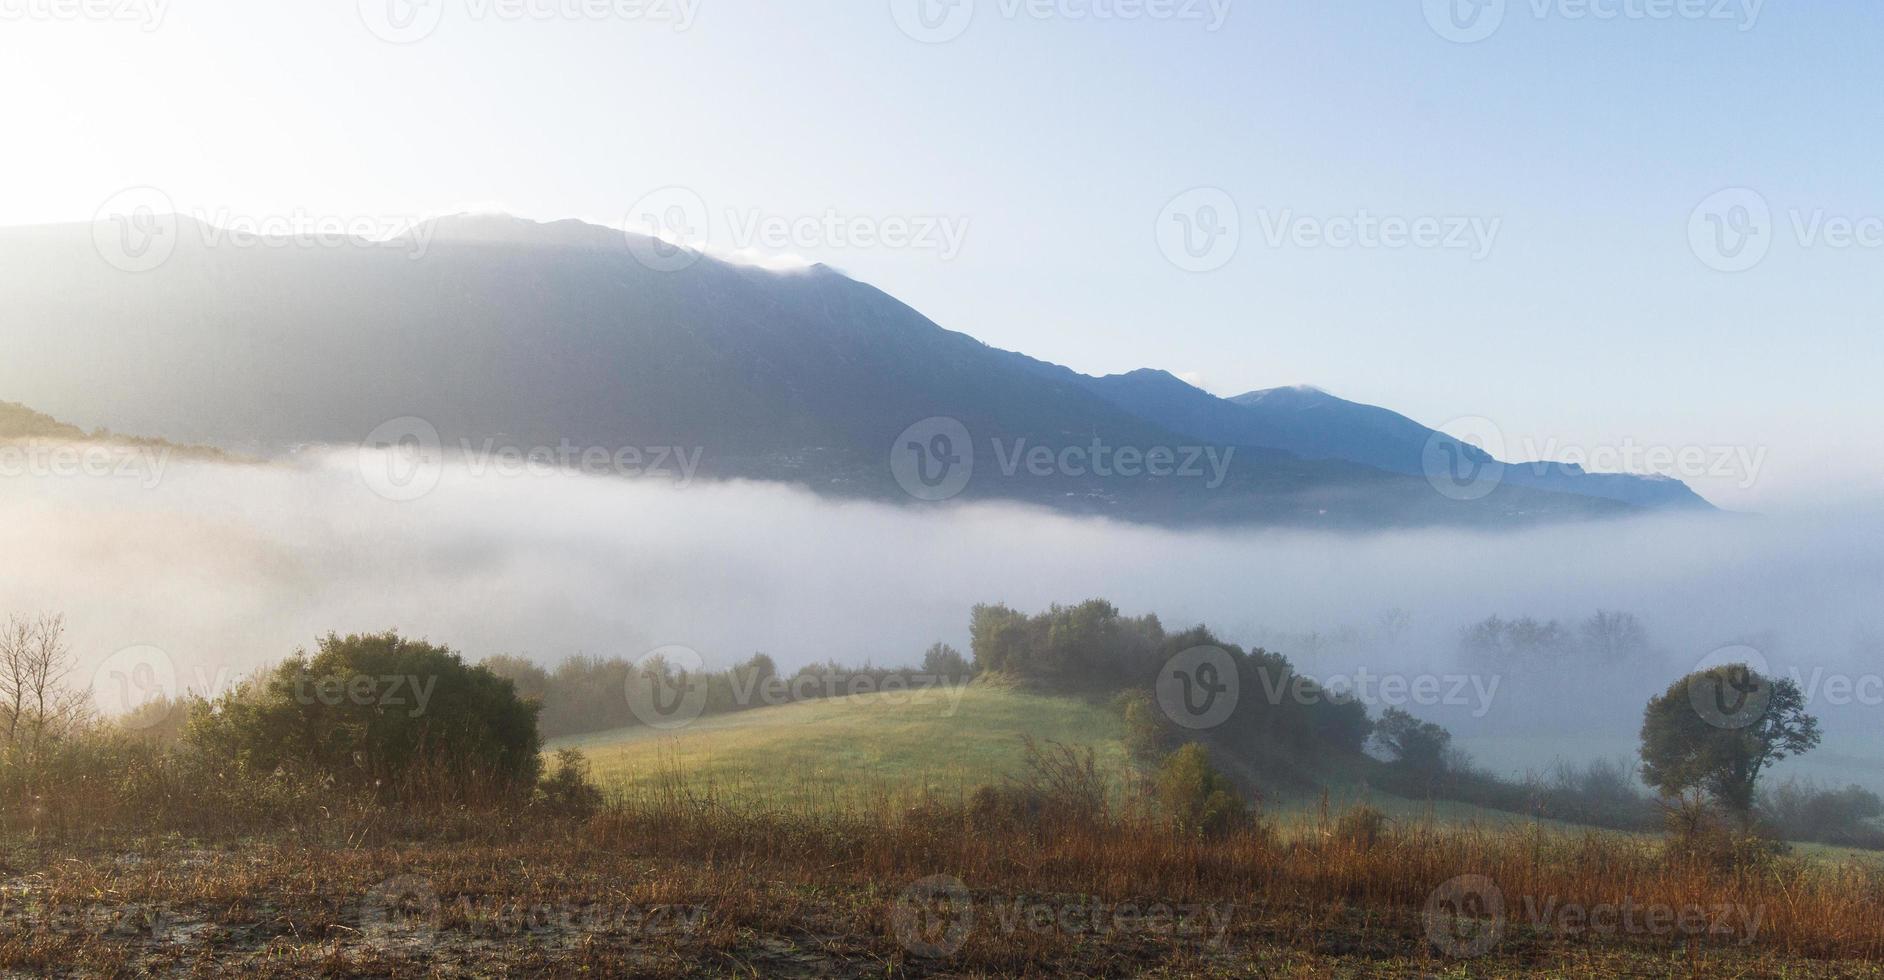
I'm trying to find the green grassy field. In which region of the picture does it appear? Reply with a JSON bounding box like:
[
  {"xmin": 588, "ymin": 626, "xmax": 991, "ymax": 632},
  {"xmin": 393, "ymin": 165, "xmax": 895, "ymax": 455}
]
[
  {"xmin": 550, "ymin": 684, "xmax": 1615, "ymax": 835},
  {"xmin": 547, "ymin": 685, "xmax": 1884, "ymax": 869},
  {"xmin": 550, "ymin": 683, "xmax": 1134, "ymax": 811}
]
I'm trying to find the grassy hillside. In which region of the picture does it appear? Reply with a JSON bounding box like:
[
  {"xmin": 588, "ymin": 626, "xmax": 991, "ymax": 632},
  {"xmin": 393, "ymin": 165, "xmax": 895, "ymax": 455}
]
[
  {"xmin": 551, "ymin": 684, "xmax": 1132, "ymax": 811},
  {"xmin": 549, "ymin": 684, "xmax": 1610, "ymax": 836}
]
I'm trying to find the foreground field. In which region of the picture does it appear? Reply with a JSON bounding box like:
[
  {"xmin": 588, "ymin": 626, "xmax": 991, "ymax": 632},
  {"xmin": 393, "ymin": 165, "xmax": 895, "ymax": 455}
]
[
  {"xmin": 6, "ymin": 688, "xmax": 1881, "ymax": 976},
  {"xmin": 5, "ymin": 797, "xmax": 1882, "ymax": 978}
]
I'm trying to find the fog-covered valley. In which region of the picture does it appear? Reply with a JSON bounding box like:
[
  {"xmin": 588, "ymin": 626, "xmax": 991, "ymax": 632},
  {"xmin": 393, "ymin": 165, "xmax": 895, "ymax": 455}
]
[{"xmin": 8, "ymin": 450, "xmax": 1879, "ymax": 791}]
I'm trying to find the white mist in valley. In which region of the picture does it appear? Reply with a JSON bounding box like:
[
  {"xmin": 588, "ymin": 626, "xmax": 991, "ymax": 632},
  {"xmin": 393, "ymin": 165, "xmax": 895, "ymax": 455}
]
[{"xmin": 4, "ymin": 451, "xmax": 1881, "ymax": 789}]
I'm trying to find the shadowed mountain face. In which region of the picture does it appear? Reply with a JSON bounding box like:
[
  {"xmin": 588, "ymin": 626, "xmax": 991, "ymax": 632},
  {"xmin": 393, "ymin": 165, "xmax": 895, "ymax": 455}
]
[
  {"xmin": 1071, "ymin": 370, "xmax": 1710, "ymax": 511},
  {"xmin": 0, "ymin": 215, "xmax": 1699, "ymax": 527}
]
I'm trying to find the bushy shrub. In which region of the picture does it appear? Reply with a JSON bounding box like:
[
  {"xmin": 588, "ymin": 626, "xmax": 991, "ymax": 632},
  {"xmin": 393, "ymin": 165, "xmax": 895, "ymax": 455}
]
[
  {"xmin": 188, "ymin": 632, "xmax": 542, "ymax": 802},
  {"xmin": 1156, "ymin": 743, "xmax": 1248, "ymax": 838},
  {"xmin": 969, "ymin": 737, "xmax": 1109, "ymax": 833},
  {"xmin": 535, "ymin": 748, "xmax": 604, "ymax": 819},
  {"xmin": 1116, "ymin": 689, "xmax": 1171, "ymax": 761},
  {"xmin": 1332, "ymin": 804, "xmax": 1388, "ymax": 851},
  {"xmin": 1759, "ymin": 779, "xmax": 1884, "ymax": 849},
  {"xmin": 1662, "ymin": 795, "xmax": 1785, "ymax": 873}
]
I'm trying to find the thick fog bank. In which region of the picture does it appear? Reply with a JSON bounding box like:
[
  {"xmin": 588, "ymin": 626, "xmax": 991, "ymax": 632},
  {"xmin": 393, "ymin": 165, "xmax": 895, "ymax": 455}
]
[{"xmin": 3, "ymin": 452, "xmax": 1880, "ymax": 787}]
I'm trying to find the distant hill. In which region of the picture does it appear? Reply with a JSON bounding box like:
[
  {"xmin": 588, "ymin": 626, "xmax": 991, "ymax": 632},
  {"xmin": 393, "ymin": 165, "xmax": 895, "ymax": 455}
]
[
  {"xmin": 0, "ymin": 214, "xmax": 1704, "ymax": 527},
  {"xmin": 0, "ymin": 399, "xmax": 233, "ymax": 461},
  {"xmin": 0, "ymin": 401, "xmax": 87, "ymax": 441}
]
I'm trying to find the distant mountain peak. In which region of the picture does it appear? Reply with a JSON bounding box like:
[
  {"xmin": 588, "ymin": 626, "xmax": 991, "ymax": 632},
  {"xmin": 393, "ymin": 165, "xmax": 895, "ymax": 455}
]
[
  {"xmin": 1234, "ymin": 385, "xmax": 1335, "ymax": 409},
  {"xmin": 411, "ymin": 213, "xmax": 627, "ymax": 250}
]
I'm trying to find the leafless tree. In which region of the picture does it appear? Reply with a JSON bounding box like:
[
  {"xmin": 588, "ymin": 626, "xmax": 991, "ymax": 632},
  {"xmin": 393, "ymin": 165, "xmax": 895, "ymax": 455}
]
[{"xmin": 0, "ymin": 613, "xmax": 82, "ymax": 757}]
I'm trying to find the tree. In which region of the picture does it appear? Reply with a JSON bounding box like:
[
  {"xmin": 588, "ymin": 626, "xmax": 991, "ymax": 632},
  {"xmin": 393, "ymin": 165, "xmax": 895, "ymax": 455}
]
[
  {"xmin": 1640, "ymin": 664, "xmax": 1820, "ymax": 821},
  {"xmin": 188, "ymin": 631, "xmax": 543, "ymax": 799},
  {"xmin": 0, "ymin": 613, "xmax": 81, "ymax": 758},
  {"xmin": 1460, "ymin": 615, "xmax": 1571, "ymax": 672},
  {"xmin": 1370, "ymin": 708, "xmax": 1452, "ymax": 778},
  {"xmin": 1580, "ymin": 610, "xmax": 1649, "ymax": 664},
  {"xmin": 920, "ymin": 642, "xmax": 971, "ymax": 680}
]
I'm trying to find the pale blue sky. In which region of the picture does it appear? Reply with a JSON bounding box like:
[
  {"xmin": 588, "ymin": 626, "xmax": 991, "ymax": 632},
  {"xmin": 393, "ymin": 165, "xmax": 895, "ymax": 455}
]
[{"xmin": 2, "ymin": 0, "xmax": 1879, "ymax": 509}]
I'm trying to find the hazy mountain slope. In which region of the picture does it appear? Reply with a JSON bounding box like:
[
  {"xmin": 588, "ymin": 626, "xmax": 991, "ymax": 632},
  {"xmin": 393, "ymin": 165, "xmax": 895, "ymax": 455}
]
[
  {"xmin": 0, "ymin": 215, "xmax": 1643, "ymax": 527},
  {"xmin": 1059, "ymin": 368, "xmax": 1709, "ymax": 510},
  {"xmin": 1225, "ymin": 385, "xmax": 1711, "ymax": 510}
]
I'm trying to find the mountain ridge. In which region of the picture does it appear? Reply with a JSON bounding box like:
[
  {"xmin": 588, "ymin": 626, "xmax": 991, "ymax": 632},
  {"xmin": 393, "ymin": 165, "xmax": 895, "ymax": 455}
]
[{"xmin": 0, "ymin": 214, "xmax": 1708, "ymax": 525}]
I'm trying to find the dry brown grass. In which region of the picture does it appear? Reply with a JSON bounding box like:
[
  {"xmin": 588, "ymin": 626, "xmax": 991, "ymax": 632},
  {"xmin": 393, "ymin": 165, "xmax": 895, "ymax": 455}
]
[{"xmin": 6, "ymin": 764, "xmax": 1879, "ymax": 978}]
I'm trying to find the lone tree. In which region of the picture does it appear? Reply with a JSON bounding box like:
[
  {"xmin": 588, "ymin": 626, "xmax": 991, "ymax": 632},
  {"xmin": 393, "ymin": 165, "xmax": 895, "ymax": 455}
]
[
  {"xmin": 1640, "ymin": 664, "xmax": 1820, "ymax": 821},
  {"xmin": 0, "ymin": 613, "xmax": 81, "ymax": 760}
]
